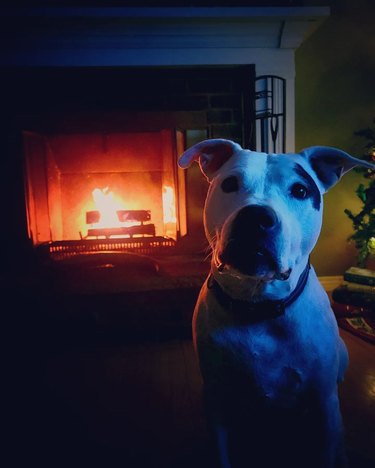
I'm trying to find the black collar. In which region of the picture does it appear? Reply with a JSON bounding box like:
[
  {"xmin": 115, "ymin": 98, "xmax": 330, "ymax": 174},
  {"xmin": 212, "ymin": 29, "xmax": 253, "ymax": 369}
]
[{"xmin": 207, "ymin": 261, "xmax": 311, "ymax": 322}]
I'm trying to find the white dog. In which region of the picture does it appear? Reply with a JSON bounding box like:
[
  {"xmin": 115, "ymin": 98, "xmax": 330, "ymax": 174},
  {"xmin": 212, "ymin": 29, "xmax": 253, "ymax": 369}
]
[{"xmin": 178, "ymin": 139, "xmax": 374, "ymax": 468}]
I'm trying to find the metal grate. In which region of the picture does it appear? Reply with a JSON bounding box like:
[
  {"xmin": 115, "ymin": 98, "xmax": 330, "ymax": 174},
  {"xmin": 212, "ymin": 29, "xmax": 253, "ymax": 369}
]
[{"xmin": 37, "ymin": 237, "xmax": 177, "ymax": 260}]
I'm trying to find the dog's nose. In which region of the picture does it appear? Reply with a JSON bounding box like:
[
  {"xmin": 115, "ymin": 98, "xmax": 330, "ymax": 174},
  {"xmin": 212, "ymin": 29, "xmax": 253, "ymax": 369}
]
[
  {"xmin": 234, "ymin": 205, "xmax": 279, "ymax": 233},
  {"xmin": 219, "ymin": 205, "xmax": 281, "ymax": 275},
  {"xmin": 219, "ymin": 205, "xmax": 280, "ymax": 275}
]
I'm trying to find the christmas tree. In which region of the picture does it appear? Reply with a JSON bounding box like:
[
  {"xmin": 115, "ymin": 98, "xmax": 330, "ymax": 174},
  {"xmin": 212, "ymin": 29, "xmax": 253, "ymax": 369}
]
[{"xmin": 344, "ymin": 118, "xmax": 375, "ymax": 268}]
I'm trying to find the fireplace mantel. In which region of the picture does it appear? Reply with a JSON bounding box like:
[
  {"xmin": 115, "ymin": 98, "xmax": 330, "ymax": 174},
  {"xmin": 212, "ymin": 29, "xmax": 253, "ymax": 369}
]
[
  {"xmin": 1, "ymin": 7, "xmax": 329, "ymax": 70},
  {"xmin": 1, "ymin": 6, "xmax": 329, "ymax": 152}
]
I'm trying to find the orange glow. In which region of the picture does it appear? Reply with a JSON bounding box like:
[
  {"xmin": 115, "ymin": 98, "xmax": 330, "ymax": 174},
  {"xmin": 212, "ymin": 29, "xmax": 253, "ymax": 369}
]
[
  {"xmin": 23, "ymin": 129, "xmax": 186, "ymax": 245},
  {"xmin": 88, "ymin": 187, "xmax": 140, "ymax": 230},
  {"xmin": 84, "ymin": 185, "xmax": 178, "ymax": 239},
  {"xmin": 92, "ymin": 187, "xmax": 122, "ymax": 228},
  {"xmin": 162, "ymin": 185, "xmax": 177, "ymax": 224},
  {"xmin": 162, "ymin": 185, "xmax": 177, "ymax": 239}
]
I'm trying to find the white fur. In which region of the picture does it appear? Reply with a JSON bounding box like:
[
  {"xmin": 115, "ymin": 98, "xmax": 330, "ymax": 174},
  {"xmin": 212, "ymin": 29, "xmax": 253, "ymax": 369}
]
[
  {"xmin": 179, "ymin": 140, "xmax": 374, "ymax": 468},
  {"xmin": 205, "ymin": 152, "xmax": 321, "ymax": 301}
]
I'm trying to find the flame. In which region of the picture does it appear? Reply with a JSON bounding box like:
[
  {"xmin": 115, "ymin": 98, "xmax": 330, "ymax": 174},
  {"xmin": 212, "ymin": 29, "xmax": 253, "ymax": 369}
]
[
  {"xmin": 91, "ymin": 187, "xmax": 121, "ymax": 228},
  {"xmin": 85, "ymin": 185, "xmax": 177, "ymax": 239},
  {"xmin": 162, "ymin": 185, "xmax": 177, "ymax": 224},
  {"xmin": 90, "ymin": 187, "xmax": 137, "ymax": 229}
]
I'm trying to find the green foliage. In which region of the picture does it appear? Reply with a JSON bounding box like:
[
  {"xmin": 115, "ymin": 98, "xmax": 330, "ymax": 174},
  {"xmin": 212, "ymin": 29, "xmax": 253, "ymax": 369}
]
[{"xmin": 344, "ymin": 118, "xmax": 375, "ymax": 267}]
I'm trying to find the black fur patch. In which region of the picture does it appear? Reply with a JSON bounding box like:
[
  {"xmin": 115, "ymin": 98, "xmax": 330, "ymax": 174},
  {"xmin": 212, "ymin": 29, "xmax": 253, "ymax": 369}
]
[
  {"xmin": 294, "ymin": 164, "xmax": 321, "ymax": 210},
  {"xmin": 310, "ymin": 156, "xmax": 342, "ymax": 189}
]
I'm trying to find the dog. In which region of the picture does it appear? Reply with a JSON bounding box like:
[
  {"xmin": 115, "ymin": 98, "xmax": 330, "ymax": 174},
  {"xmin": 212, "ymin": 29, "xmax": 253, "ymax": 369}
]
[{"xmin": 178, "ymin": 139, "xmax": 374, "ymax": 468}]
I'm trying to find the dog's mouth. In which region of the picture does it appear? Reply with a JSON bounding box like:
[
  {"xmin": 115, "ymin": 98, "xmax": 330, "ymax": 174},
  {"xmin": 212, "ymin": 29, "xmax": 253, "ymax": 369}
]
[
  {"xmin": 217, "ymin": 241, "xmax": 291, "ymax": 282},
  {"xmin": 212, "ymin": 204, "xmax": 293, "ymax": 283}
]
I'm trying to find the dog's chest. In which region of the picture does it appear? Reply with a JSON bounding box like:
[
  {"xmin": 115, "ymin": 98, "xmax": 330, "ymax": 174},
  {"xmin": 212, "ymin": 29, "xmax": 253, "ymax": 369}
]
[
  {"xmin": 210, "ymin": 320, "xmax": 309, "ymax": 404},
  {"xmin": 195, "ymin": 291, "xmax": 331, "ymax": 407}
]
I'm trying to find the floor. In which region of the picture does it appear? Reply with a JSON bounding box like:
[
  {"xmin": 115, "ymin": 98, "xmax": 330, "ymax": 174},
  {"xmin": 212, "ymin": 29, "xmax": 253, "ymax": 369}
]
[
  {"xmin": 7, "ymin": 325, "xmax": 374, "ymax": 468},
  {"xmin": 4, "ymin": 255, "xmax": 374, "ymax": 467},
  {"xmin": 337, "ymin": 328, "xmax": 375, "ymax": 466}
]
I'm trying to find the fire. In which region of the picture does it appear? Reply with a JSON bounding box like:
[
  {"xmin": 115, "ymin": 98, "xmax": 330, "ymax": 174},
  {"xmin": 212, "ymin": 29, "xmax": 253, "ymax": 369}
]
[
  {"xmin": 84, "ymin": 185, "xmax": 177, "ymax": 239},
  {"xmin": 89, "ymin": 187, "xmax": 140, "ymax": 230},
  {"xmin": 162, "ymin": 185, "xmax": 177, "ymax": 224},
  {"xmin": 91, "ymin": 187, "xmax": 123, "ymax": 228}
]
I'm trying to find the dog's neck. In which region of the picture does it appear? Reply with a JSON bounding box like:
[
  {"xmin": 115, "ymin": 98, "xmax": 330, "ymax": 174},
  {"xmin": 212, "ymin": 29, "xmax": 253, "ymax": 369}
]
[{"xmin": 208, "ymin": 260, "xmax": 311, "ymax": 321}]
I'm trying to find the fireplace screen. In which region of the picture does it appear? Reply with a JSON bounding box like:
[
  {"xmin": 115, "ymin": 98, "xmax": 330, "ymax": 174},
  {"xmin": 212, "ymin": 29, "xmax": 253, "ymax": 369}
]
[{"xmin": 23, "ymin": 128, "xmax": 187, "ymax": 256}]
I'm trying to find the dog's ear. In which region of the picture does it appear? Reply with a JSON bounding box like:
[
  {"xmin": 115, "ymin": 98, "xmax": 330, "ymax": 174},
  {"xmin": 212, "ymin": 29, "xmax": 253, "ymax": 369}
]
[
  {"xmin": 178, "ymin": 139, "xmax": 242, "ymax": 181},
  {"xmin": 301, "ymin": 146, "xmax": 375, "ymax": 192}
]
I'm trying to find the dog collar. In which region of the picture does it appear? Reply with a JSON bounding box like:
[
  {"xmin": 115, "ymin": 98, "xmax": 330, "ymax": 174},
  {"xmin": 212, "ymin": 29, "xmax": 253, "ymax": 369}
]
[{"xmin": 207, "ymin": 261, "xmax": 311, "ymax": 321}]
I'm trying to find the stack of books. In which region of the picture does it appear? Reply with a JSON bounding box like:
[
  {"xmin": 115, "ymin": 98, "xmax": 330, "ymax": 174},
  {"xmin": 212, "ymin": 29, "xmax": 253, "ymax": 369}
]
[{"xmin": 331, "ymin": 266, "xmax": 375, "ymax": 344}]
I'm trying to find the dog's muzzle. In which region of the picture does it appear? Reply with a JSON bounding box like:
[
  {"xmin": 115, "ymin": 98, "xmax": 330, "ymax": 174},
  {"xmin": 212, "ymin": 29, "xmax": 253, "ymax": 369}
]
[{"xmin": 219, "ymin": 205, "xmax": 284, "ymax": 277}]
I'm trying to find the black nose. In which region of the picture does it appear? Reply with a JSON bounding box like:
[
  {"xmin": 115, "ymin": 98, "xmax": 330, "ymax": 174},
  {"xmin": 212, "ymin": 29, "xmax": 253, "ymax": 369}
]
[
  {"xmin": 219, "ymin": 205, "xmax": 280, "ymax": 275},
  {"xmin": 233, "ymin": 205, "xmax": 278, "ymax": 233}
]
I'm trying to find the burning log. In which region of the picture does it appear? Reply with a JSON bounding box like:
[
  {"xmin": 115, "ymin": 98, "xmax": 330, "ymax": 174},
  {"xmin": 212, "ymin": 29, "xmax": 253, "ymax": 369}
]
[
  {"xmin": 85, "ymin": 209, "xmax": 155, "ymax": 239},
  {"xmin": 86, "ymin": 224, "xmax": 156, "ymax": 239}
]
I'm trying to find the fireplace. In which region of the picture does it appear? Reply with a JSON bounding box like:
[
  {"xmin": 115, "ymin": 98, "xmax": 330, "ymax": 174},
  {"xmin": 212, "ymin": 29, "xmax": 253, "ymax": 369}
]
[
  {"xmin": 23, "ymin": 126, "xmax": 186, "ymax": 259},
  {"xmin": 0, "ymin": 6, "xmax": 328, "ymax": 341},
  {"xmin": 4, "ymin": 65, "xmax": 254, "ymax": 265},
  {"xmin": 0, "ymin": 6, "xmax": 330, "ymax": 276}
]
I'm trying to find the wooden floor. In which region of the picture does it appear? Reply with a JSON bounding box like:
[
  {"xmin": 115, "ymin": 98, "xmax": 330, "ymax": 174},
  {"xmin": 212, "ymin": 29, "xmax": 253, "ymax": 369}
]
[{"xmin": 9, "ymin": 324, "xmax": 374, "ymax": 468}]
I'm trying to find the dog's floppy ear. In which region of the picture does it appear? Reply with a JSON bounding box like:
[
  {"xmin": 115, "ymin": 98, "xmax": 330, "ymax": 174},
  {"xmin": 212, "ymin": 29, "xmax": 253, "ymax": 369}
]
[
  {"xmin": 301, "ymin": 146, "xmax": 375, "ymax": 192},
  {"xmin": 178, "ymin": 139, "xmax": 242, "ymax": 181}
]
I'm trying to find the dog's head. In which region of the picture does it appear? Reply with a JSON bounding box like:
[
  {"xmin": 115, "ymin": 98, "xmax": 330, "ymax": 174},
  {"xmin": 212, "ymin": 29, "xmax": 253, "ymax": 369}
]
[{"xmin": 179, "ymin": 139, "xmax": 374, "ymax": 301}]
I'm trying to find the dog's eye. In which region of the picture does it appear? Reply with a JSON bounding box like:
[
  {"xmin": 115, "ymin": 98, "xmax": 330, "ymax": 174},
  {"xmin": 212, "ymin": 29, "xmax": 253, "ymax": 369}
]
[
  {"xmin": 221, "ymin": 176, "xmax": 239, "ymax": 193},
  {"xmin": 291, "ymin": 183, "xmax": 309, "ymax": 200}
]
